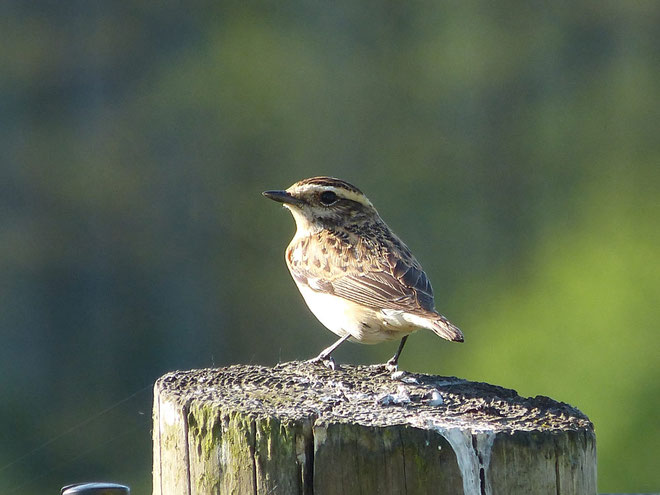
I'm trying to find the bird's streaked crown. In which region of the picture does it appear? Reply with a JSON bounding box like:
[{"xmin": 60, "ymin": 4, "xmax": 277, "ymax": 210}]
[{"xmin": 286, "ymin": 177, "xmax": 374, "ymax": 209}]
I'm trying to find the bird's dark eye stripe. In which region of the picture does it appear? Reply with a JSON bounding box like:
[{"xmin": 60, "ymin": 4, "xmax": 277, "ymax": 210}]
[{"xmin": 320, "ymin": 190, "xmax": 338, "ymax": 205}]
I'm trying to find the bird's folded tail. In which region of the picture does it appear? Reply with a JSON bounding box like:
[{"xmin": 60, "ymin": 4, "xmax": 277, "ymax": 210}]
[{"xmin": 431, "ymin": 315, "xmax": 464, "ymax": 342}]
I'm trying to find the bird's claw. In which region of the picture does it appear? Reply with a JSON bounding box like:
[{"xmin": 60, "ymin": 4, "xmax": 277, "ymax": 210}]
[
  {"xmin": 384, "ymin": 357, "xmax": 399, "ymax": 373},
  {"xmin": 307, "ymin": 355, "xmax": 338, "ymax": 370}
]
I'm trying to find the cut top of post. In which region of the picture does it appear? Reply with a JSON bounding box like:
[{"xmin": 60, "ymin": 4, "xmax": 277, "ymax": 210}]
[{"xmin": 155, "ymin": 361, "xmax": 592, "ymax": 434}]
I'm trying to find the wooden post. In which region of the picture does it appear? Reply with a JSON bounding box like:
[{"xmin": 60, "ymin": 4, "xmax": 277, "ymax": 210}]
[{"xmin": 153, "ymin": 362, "xmax": 596, "ymax": 495}]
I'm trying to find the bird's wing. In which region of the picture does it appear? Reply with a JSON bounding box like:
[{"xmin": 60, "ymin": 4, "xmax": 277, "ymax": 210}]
[
  {"xmin": 288, "ymin": 232, "xmax": 436, "ymax": 315},
  {"xmin": 330, "ymin": 258, "xmax": 435, "ymax": 314}
]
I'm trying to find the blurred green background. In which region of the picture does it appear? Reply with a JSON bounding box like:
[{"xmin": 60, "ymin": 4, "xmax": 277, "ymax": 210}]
[{"xmin": 1, "ymin": 2, "xmax": 658, "ymax": 493}]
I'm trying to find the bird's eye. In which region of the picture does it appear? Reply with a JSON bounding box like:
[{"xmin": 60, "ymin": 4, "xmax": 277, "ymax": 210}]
[{"xmin": 319, "ymin": 190, "xmax": 338, "ymax": 205}]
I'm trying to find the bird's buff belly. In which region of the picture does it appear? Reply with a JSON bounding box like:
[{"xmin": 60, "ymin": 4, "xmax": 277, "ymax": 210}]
[{"xmin": 295, "ymin": 282, "xmax": 418, "ymax": 344}]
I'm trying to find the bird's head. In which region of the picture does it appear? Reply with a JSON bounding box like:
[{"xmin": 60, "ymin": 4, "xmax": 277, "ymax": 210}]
[{"xmin": 263, "ymin": 176, "xmax": 378, "ymax": 233}]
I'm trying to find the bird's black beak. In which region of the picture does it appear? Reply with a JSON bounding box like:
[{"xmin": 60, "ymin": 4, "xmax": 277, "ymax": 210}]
[{"xmin": 262, "ymin": 190, "xmax": 305, "ymax": 206}]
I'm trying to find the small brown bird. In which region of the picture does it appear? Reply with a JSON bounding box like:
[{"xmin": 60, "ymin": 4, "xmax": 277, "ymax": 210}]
[{"xmin": 263, "ymin": 177, "xmax": 463, "ymax": 370}]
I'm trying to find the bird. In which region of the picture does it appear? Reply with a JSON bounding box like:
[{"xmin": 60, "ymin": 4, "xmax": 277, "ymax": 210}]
[{"xmin": 263, "ymin": 176, "xmax": 463, "ymax": 370}]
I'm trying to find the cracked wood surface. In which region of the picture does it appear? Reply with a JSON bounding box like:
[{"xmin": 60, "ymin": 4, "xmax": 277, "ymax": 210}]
[{"xmin": 153, "ymin": 361, "xmax": 596, "ymax": 495}]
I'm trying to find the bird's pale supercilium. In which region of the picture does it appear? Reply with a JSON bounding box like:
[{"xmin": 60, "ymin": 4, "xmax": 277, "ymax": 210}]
[{"xmin": 263, "ymin": 177, "xmax": 463, "ymax": 370}]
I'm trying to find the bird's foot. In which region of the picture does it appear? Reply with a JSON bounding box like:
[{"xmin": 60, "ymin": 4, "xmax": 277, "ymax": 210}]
[
  {"xmin": 306, "ymin": 354, "xmax": 338, "ymax": 370},
  {"xmin": 384, "ymin": 356, "xmax": 399, "ymax": 373},
  {"xmin": 371, "ymin": 358, "xmax": 398, "ymax": 374}
]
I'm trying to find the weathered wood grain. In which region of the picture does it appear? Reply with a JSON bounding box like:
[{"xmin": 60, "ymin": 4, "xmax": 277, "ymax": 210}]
[{"xmin": 153, "ymin": 361, "xmax": 596, "ymax": 495}]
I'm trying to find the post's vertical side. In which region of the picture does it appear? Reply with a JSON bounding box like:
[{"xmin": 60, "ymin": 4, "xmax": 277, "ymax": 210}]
[
  {"xmin": 152, "ymin": 386, "xmax": 161, "ymax": 495},
  {"xmin": 555, "ymin": 429, "xmax": 597, "ymax": 495},
  {"xmin": 186, "ymin": 401, "xmax": 225, "ymax": 494},
  {"xmin": 153, "ymin": 384, "xmax": 191, "ymax": 495},
  {"xmin": 487, "ymin": 429, "xmax": 597, "ymax": 495},
  {"xmin": 312, "ymin": 422, "xmax": 465, "ymax": 495},
  {"xmin": 187, "ymin": 405, "xmax": 257, "ymax": 494},
  {"xmin": 253, "ymin": 416, "xmax": 314, "ymax": 494}
]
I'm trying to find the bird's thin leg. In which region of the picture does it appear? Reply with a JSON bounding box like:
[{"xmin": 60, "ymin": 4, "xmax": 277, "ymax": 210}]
[
  {"xmin": 308, "ymin": 334, "xmax": 352, "ymax": 369},
  {"xmin": 385, "ymin": 335, "xmax": 409, "ymax": 372}
]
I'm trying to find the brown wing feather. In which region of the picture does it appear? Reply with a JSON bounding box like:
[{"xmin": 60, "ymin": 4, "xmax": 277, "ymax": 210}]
[
  {"xmin": 331, "ymin": 269, "xmax": 434, "ymax": 314},
  {"xmin": 288, "ymin": 227, "xmax": 437, "ymax": 316}
]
